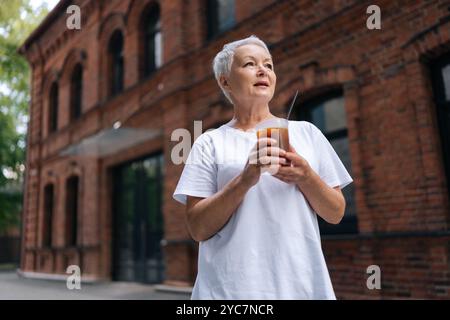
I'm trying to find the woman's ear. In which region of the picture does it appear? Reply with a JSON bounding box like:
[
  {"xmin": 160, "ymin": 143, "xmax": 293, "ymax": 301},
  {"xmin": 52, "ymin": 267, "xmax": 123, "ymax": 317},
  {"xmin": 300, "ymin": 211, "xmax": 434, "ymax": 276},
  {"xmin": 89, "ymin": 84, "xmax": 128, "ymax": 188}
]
[{"xmin": 220, "ymin": 75, "xmax": 229, "ymax": 89}]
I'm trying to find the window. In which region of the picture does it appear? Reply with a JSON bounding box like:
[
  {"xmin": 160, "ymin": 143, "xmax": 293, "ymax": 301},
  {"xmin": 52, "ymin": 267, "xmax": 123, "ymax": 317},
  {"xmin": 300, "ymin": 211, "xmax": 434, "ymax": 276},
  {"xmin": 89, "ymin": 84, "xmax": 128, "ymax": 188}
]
[
  {"xmin": 108, "ymin": 30, "xmax": 124, "ymax": 96},
  {"xmin": 65, "ymin": 176, "xmax": 79, "ymax": 247},
  {"xmin": 48, "ymin": 82, "xmax": 58, "ymax": 133},
  {"xmin": 430, "ymin": 55, "xmax": 450, "ymax": 200},
  {"xmin": 206, "ymin": 0, "xmax": 235, "ymax": 40},
  {"xmin": 70, "ymin": 64, "xmax": 83, "ymax": 121},
  {"xmin": 141, "ymin": 4, "xmax": 162, "ymax": 78},
  {"xmin": 296, "ymin": 90, "xmax": 358, "ymax": 234},
  {"xmin": 43, "ymin": 184, "xmax": 54, "ymax": 247}
]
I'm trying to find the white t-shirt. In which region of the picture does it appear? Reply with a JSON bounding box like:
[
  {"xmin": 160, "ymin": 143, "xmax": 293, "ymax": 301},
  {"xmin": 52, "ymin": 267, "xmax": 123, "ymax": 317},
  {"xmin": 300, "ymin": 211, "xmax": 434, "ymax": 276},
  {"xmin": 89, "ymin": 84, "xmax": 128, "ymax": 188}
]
[{"xmin": 173, "ymin": 120, "xmax": 353, "ymax": 300}]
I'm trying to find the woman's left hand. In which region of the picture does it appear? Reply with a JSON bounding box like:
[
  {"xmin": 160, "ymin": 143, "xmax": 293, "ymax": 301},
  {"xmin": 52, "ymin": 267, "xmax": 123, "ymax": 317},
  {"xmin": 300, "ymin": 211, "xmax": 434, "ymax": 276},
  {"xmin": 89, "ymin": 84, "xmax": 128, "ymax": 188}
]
[{"xmin": 273, "ymin": 145, "xmax": 313, "ymax": 185}]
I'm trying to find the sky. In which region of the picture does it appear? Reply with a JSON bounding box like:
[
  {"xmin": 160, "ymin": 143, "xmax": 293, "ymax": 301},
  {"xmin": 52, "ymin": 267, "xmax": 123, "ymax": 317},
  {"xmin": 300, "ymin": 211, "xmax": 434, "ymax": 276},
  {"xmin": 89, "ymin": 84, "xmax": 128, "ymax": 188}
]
[{"xmin": 31, "ymin": 0, "xmax": 60, "ymax": 11}]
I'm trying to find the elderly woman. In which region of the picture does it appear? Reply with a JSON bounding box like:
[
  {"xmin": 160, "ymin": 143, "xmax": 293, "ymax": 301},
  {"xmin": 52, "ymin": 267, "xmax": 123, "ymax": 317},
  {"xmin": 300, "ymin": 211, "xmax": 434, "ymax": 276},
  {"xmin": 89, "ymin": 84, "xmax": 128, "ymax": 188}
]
[{"xmin": 173, "ymin": 35, "xmax": 353, "ymax": 299}]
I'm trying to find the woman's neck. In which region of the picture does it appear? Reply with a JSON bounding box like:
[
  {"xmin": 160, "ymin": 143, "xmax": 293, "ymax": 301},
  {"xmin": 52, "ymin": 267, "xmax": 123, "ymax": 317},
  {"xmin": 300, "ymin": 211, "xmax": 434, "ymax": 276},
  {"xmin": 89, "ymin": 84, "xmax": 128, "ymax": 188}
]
[{"xmin": 230, "ymin": 103, "xmax": 276, "ymax": 130}]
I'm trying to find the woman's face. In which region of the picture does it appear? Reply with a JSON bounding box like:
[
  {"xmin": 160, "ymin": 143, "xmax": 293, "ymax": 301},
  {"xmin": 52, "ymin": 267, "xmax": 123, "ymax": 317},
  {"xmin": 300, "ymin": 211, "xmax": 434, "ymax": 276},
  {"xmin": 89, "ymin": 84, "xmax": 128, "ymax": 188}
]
[{"xmin": 222, "ymin": 44, "xmax": 276, "ymax": 104}]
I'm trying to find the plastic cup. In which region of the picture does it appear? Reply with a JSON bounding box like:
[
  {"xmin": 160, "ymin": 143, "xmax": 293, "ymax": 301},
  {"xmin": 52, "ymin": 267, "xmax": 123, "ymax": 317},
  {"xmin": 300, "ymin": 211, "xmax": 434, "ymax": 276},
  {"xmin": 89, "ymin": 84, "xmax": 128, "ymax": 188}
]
[
  {"xmin": 255, "ymin": 118, "xmax": 290, "ymax": 166},
  {"xmin": 255, "ymin": 118, "xmax": 290, "ymax": 150}
]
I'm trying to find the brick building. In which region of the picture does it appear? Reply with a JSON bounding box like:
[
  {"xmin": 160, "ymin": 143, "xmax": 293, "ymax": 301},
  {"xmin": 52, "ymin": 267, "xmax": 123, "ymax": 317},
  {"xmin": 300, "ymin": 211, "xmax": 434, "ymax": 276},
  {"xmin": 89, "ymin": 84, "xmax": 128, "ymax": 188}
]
[{"xmin": 18, "ymin": 0, "xmax": 450, "ymax": 298}]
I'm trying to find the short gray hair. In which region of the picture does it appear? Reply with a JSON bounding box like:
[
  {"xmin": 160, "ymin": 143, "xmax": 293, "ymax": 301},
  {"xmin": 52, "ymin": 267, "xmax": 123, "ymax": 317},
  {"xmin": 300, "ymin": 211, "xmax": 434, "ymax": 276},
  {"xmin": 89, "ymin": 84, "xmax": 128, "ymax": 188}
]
[{"xmin": 212, "ymin": 35, "xmax": 271, "ymax": 104}]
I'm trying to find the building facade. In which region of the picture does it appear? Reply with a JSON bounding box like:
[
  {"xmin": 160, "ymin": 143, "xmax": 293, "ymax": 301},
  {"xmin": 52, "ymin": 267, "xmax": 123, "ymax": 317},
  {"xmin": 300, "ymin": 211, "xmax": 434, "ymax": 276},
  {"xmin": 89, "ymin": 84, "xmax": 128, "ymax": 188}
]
[{"xmin": 19, "ymin": 0, "xmax": 450, "ymax": 298}]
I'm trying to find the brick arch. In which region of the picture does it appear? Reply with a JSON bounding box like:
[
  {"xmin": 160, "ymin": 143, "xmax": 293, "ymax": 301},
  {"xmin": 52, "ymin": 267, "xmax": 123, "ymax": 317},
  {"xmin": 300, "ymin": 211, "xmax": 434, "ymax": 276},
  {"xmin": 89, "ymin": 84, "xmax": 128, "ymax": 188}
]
[
  {"xmin": 399, "ymin": 15, "xmax": 450, "ymax": 118},
  {"xmin": 97, "ymin": 13, "xmax": 127, "ymax": 102},
  {"xmin": 401, "ymin": 15, "xmax": 450, "ymax": 62},
  {"xmin": 60, "ymin": 49, "xmax": 87, "ymax": 84},
  {"xmin": 42, "ymin": 69, "xmax": 61, "ymax": 138},
  {"xmin": 274, "ymin": 64, "xmax": 360, "ymax": 146},
  {"xmin": 126, "ymin": 0, "xmax": 160, "ymax": 33},
  {"xmin": 400, "ymin": 15, "xmax": 450, "ymax": 215},
  {"xmin": 42, "ymin": 174, "xmax": 58, "ymax": 193},
  {"xmin": 275, "ymin": 63, "xmax": 357, "ymax": 113},
  {"xmin": 126, "ymin": 0, "xmax": 161, "ymax": 82},
  {"xmin": 63, "ymin": 161, "xmax": 84, "ymax": 178},
  {"xmin": 97, "ymin": 13, "xmax": 127, "ymax": 41},
  {"xmin": 41, "ymin": 168, "xmax": 59, "ymax": 199},
  {"xmin": 59, "ymin": 49, "xmax": 87, "ymax": 123},
  {"xmin": 42, "ymin": 68, "xmax": 60, "ymax": 98}
]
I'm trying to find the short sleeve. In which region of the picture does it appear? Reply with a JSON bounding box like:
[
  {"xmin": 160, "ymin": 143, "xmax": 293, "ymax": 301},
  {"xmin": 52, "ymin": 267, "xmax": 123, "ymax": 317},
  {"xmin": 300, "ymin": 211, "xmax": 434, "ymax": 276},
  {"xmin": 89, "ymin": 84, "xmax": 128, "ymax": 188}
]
[
  {"xmin": 308, "ymin": 123, "xmax": 353, "ymax": 190},
  {"xmin": 172, "ymin": 133, "xmax": 218, "ymax": 205}
]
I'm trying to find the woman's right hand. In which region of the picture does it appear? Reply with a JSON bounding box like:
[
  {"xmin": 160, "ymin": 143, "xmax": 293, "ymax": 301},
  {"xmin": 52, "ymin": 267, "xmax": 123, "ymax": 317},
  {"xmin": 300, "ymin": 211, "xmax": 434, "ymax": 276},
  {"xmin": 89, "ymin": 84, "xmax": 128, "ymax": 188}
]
[{"xmin": 240, "ymin": 137, "xmax": 287, "ymax": 187}]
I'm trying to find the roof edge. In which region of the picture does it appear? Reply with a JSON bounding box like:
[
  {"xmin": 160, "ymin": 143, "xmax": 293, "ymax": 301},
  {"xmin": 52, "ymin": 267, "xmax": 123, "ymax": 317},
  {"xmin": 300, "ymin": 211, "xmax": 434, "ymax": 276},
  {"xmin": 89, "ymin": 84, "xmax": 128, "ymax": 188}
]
[{"xmin": 18, "ymin": 0, "xmax": 72, "ymax": 56}]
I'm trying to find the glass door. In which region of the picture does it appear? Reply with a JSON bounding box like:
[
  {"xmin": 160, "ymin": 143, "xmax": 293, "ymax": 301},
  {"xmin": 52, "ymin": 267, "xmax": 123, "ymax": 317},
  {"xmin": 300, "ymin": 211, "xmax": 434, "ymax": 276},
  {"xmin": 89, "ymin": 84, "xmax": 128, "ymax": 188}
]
[{"xmin": 112, "ymin": 153, "xmax": 165, "ymax": 283}]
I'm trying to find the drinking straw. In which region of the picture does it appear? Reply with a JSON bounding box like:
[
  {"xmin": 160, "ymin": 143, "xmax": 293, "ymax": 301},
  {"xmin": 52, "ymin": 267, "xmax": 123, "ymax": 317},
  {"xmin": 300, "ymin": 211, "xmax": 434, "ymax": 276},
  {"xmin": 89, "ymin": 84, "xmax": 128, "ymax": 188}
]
[{"xmin": 286, "ymin": 90, "xmax": 299, "ymax": 120}]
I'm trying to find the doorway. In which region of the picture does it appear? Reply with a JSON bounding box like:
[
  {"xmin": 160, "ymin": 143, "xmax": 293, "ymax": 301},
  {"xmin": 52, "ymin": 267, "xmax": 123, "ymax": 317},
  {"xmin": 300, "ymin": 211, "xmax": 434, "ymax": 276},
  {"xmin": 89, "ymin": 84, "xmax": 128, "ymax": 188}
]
[{"xmin": 112, "ymin": 153, "xmax": 165, "ymax": 283}]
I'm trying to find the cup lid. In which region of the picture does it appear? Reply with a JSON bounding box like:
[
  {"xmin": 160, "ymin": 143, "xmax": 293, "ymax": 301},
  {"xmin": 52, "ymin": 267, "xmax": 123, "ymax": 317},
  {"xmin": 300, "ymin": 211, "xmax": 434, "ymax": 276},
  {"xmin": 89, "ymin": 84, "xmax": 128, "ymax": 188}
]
[{"xmin": 255, "ymin": 117, "xmax": 289, "ymax": 129}]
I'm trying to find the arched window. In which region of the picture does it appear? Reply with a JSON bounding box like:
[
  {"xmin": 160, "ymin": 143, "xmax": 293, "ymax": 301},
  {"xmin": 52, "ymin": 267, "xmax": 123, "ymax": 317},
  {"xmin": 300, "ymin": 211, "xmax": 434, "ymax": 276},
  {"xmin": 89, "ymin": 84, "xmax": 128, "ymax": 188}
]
[
  {"xmin": 141, "ymin": 4, "xmax": 162, "ymax": 78},
  {"xmin": 43, "ymin": 184, "xmax": 54, "ymax": 248},
  {"xmin": 108, "ymin": 30, "xmax": 124, "ymax": 96},
  {"xmin": 65, "ymin": 176, "xmax": 79, "ymax": 247},
  {"xmin": 431, "ymin": 55, "xmax": 450, "ymax": 200},
  {"xmin": 206, "ymin": 0, "xmax": 235, "ymax": 40},
  {"xmin": 296, "ymin": 90, "xmax": 357, "ymax": 234},
  {"xmin": 48, "ymin": 82, "xmax": 58, "ymax": 133},
  {"xmin": 70, "ymin": 64, "xmax": 83, "ymax": 121}
]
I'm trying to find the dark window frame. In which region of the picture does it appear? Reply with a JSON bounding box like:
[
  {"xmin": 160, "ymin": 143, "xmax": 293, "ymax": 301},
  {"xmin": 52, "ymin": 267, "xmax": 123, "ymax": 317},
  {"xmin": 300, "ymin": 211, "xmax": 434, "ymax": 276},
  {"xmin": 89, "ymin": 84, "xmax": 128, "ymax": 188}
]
[
  {"xmin": 70, "ymin": 64, "xmax": 83, "ymax": 121},
  {"xmin": 108, "ymin": 30, "xmax": 124, "ymax": 97},
  {"xmin": 65, "ymin": 176, "xmax": 79, "ymax": 247},
  {"xmin": 206, "ymin": 0, "xmax": 235, "ymax": 40},
  {"xmin": 430, "ymin": 54, "xmax": 450, "ymax": 201},
  {"xmin": 141, "ymin": 4, "xmax": 161, "ymax": 78},
  {"xmin": 43, "ymin": 184, "xmax": 54, "ymax": 248},
  {"xmin": 296, "ymin": 89, "xmax": 358, "ymax": 235},
  {"xmin": 111, "ymin": 152, "xmax": 165, "ymax": 283},
  {"xmin": 48, "ymin": 82, "xmax": 58, "ymax": 134}
]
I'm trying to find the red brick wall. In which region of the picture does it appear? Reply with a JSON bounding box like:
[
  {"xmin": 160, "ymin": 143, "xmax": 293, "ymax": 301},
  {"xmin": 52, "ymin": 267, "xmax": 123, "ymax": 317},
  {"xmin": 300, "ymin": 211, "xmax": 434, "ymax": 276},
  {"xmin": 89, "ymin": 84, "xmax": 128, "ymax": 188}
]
[{"xmin": 20, "ymin": 0, "xmax": 450, "ymax": 298}]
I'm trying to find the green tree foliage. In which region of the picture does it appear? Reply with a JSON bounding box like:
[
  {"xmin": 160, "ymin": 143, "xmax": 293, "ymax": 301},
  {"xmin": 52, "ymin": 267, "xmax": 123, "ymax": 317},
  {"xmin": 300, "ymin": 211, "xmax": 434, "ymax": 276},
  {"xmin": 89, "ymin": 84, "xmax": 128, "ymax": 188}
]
[{"xmin": 0, "ymin": 0, "xmax": 50, "ymax": 233}]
